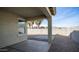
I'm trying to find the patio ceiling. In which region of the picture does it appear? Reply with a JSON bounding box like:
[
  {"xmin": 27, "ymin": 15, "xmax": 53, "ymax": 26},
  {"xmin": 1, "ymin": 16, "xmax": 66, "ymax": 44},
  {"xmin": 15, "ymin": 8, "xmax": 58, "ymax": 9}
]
[{"xmin": 0, "ymin": 7, "xmax": 55, "ymax": 19}]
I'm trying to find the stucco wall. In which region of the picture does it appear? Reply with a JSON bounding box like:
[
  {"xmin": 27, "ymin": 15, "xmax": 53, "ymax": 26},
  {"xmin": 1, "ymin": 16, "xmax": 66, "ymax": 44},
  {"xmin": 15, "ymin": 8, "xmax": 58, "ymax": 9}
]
[{"xmin": 0, "ymin": 10, "xmax": 27, "ymax": 48}]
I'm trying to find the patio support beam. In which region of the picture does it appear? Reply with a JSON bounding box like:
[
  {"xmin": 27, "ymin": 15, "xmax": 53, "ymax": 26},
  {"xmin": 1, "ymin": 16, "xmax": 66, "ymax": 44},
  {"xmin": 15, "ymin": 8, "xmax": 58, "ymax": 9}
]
[
  {"xmin": 48, "ymin": 17, "xmax": 52, "ymax": 43},
  {"xmin": 39, "ymin": 7, "xmax": 53, "ymax": 43},
  {"xmin": 25, "ymin": 20, "xmax": 27, "ymax": 36}
]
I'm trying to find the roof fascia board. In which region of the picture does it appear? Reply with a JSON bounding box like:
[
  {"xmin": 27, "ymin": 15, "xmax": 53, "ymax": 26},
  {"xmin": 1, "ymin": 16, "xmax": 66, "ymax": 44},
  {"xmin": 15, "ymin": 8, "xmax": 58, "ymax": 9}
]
[{"xmin": 39, "ymin": 7, "xmax": 52, "ymax": 18}]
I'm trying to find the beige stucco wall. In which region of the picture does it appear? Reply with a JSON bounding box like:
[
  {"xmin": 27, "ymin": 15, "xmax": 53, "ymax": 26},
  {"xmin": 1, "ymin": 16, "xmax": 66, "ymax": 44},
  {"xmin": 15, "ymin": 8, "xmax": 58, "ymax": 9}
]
[{"xmin": 0, "ymin": 10, "xmax": 27, "ymax": 48}]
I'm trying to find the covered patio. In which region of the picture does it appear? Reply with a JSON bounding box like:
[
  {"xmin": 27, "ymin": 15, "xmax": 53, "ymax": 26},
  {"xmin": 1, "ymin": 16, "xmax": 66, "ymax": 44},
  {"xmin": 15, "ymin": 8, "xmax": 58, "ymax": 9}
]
[{"xmin": 0, "ymin": 7, "xmax": 56, "ymax": 52}]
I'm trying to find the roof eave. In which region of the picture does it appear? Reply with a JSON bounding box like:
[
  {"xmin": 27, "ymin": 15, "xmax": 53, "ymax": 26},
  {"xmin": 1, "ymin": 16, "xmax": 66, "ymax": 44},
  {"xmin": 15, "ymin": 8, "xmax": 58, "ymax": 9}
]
[{"xmin": 49, "ymin": 7, "xmax": 56, "ymax": 16}]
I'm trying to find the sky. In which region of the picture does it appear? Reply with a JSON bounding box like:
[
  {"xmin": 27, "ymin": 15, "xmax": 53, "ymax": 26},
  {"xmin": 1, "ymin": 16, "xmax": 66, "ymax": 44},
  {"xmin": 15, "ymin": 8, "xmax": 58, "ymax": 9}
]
[{"xmin": 41, "ymin": 7, "xmax": 79, "ymax": 27}]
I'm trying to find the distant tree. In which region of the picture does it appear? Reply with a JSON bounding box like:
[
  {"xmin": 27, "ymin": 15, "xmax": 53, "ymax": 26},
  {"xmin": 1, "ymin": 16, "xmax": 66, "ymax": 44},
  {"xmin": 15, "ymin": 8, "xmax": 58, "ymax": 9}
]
[
  {"xmin": 31, "ymin": 20, "xmax": 35, "ymax": 28},
  {"xmin": 35, "ymin": 19, "xmax": 42, "ymax": 28},
  {"xmin": 27, "ymin": 21, "xmax": 33, "ymax": 28},
  {"xmin": 27, "ymin": 18, "xmax": 44, "ymax": 28}
]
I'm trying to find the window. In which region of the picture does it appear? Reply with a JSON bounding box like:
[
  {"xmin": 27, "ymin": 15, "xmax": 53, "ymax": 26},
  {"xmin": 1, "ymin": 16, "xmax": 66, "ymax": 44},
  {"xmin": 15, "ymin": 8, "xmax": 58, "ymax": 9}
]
[{"xmin": 18, "ymin": 18, "xmax": 26, "ymax": 34}]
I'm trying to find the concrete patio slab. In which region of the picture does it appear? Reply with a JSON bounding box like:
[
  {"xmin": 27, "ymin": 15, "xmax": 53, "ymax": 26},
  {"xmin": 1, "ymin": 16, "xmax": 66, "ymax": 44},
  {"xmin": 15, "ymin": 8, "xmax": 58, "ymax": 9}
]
[{"xmin": 9, "ymin": 40, "xmax": 49, "ymax": 52}]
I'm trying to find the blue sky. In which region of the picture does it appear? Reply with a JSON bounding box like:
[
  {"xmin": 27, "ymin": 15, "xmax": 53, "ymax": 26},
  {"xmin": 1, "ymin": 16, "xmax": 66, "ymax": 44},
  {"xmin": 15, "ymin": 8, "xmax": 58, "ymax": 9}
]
[{"xmin": 41, "ymin": 7, "xmax": 79, "ymax": 27}]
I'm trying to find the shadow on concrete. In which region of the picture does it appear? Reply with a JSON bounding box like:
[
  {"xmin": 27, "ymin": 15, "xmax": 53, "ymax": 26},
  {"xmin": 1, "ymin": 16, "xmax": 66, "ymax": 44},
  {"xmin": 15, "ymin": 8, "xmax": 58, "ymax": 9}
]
[
  {"xmin": 28, "ymin": 35, "xmax": 48, "ymax": 42},
  {"xmin": 2, "ymin": 40, "xmax": 49, "ymax": 52}
]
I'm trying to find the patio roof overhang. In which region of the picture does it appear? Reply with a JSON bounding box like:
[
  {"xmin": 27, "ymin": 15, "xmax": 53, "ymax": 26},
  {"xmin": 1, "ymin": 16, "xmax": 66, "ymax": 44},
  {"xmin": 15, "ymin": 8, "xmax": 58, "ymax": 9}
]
[
  {"xmin": 49, "ymin": 7, "xmax": 56, "ymax": 16},
  {"xmin": 0, "ymin": 7, "xmax": 56, "ymax": 20}
]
